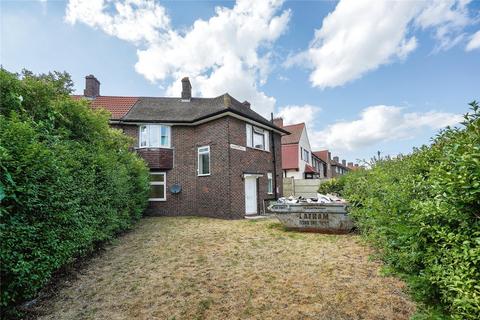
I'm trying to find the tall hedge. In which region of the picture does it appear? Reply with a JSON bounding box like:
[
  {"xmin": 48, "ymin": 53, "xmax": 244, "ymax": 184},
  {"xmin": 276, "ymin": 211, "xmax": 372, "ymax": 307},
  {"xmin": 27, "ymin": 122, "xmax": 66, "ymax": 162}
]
[
  {"xmin": 322, "ymin": 103, "xmax": 480, "ymax": 319},
  {"xmin": 0, "ymin": 69, "xmax": 150, "ymax": 318}
]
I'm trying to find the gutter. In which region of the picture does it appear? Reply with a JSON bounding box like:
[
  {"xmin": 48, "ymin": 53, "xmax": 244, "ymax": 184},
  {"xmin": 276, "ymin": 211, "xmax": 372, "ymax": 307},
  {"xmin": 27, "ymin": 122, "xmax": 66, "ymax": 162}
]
[{"xmin": 111, "ymin": 110, "xmax": 290, "ymax": 135}]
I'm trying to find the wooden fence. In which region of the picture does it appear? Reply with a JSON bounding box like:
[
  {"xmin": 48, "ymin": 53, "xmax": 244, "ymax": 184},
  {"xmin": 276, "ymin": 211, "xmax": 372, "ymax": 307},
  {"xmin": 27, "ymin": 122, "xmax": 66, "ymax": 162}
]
[{"xmin": 283, "ymin": 178, "xmax": 328, "ymax": 198}]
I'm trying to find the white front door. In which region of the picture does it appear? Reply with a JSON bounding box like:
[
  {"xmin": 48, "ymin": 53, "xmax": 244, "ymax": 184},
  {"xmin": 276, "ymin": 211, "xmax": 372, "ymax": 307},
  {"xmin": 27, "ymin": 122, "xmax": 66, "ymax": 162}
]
[{"xmin": 244, "ymin": 177, "xmax": 258, "ymax": 215}]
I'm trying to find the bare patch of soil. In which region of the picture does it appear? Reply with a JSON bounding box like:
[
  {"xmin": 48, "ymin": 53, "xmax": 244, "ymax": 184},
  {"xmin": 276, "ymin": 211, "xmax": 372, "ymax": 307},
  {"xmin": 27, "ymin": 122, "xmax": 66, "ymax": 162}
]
[{"xmin": 32, "ymin": 217, "xmax": 415, "ymax": 320}]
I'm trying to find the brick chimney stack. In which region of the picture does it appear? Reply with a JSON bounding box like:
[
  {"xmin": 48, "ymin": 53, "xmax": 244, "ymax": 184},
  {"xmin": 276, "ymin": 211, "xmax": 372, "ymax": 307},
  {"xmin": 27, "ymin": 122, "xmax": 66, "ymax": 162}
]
[
  {"xmin": 342, "ymin": 159, "xmax": 346, "ymax": 166},
  {"xmin": 181, "ymin": 77, "xmax": 192, "ymax": 100},
  {"xmin": 333, "ymin": 156, "xmax": 339, "ymax": 163},
  {"xmin": 348, "ymin": 162, "xmax": 353, "ymax": 168},
  {"xmin": 84, "ymin": 75, "xmax": 100, "ymax": 98},
  {"xmin": 273, "ymin": 117, "xmax": 284, "ymax": 128},
  {"xmin": 242, "ymin": 101, "xmax": 251, "ymax": 109}
]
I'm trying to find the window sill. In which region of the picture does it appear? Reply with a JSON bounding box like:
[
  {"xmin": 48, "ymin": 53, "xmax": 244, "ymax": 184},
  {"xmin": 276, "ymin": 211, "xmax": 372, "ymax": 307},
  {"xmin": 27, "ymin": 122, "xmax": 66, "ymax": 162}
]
[
  {"xmin": 198, "ymin": 174, "xmax": 211, "ymax": 177},
  {"xmin": 149, "ymin": 198, "xmax": 166, "ymax": 202},
  {"xmin": 136, "ymin": 146, "xmax": 172, "ymax": 150},
  {"xmin": 246, "ymin": 146, "xmax": 270, "ymax": 153}
]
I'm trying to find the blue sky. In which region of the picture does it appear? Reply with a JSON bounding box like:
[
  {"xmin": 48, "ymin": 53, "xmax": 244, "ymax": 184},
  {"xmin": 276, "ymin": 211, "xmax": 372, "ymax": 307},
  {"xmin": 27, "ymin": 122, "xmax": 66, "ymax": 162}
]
[{"xmin": 1, "ymin": 0, "xmax": 479, "ymax": 162}]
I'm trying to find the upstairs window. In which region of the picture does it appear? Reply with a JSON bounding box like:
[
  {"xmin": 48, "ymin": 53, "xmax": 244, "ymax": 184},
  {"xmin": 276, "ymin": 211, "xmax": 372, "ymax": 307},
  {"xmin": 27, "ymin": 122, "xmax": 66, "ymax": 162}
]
[
  {"xmin": 198, "ymin": 146, "xmax": 210, "ymax": 176},
  {"xmin": 139, "ymin": 124, "xmax": 171, "ymax": 148},
  {"xmin": 303, "ymin": 149, "xmax": 310, "ymax": 163},
  {"xmin": 246, "ymin": 124, "xmax": 269, "ymax": 151}
]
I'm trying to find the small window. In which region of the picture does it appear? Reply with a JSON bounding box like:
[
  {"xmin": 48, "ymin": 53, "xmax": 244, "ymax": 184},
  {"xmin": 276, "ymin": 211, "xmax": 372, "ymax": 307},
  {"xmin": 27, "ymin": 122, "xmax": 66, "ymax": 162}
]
[
  {"xmin": 246, "ymin": 124, "xmax": 269, "ymax": 151},
  {"xmin": 139, "ymin": 124, "xmax": 171, "ymax": 148},
  {"xmin": 198, "ymin": 146, "xmax": 210, "ymax": 176},
  {"xmin": 150, "ymin": 172, "xmax": 166, "ymax": 201},
  {"xmin": 267, "ymin": 172, "xmax": 273, "ymax": 194},
  {"xmin": 303, "ymin": 149, "xmax": 310, "ymax": 163},
  {"xmin": 246, "ymin": 124, "xmax": 253, "ymax": 147}
]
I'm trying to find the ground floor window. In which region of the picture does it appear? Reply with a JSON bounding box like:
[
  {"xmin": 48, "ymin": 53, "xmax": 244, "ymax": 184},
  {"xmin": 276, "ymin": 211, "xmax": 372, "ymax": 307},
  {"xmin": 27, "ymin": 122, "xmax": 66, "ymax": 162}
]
[
  {"xmin": 198, "ymin": 146, "xmax": 210, "ymax": 176},
  {"xmin": 150, "ymin": 172, "xmax": 166, "ymax": 201},
  {"xmin": 267, "ymin": 172, "xmax": 273, "ymax": 194}
]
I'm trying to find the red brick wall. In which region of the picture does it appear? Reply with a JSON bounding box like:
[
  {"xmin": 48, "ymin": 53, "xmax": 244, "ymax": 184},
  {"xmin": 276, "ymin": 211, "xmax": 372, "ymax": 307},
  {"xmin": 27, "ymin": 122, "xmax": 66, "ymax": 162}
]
[
  {"xmin": 227, "ymin": 117, "xmax": 282, "ymax": 218},
  {"xmin": 136, "ymin": 149, "xmax": 173, "ymax": 169},
  {"xmin": 112, "ymin": 116, "xmax": 282, "ymax": 219}
]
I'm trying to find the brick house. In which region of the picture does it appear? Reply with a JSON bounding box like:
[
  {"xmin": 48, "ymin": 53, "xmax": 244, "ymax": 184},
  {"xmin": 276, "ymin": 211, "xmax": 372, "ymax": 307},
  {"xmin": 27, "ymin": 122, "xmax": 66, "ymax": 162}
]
[
  {"xmin": 76, "ymin": 75, "xmax": 288, "ymax": 219},
  {"xmin": 313, "ymin": 150, "xmax": 357, "ymax": 178},
  {"xmin": 272, "ymin": 118, "xmax": 326, "ymax": 179}
]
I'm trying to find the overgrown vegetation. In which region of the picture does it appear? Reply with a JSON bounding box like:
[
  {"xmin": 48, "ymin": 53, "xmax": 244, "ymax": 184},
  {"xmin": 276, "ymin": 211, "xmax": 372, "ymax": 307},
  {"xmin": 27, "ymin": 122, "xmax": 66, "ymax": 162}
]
[
  {"xmin": 320, "ymin": 102, "xmax": 480, "ymax": 319},
  {"xmin": 29, "ymin": 217, "xmax": 415, "ymax": 320},
  {"xmin": 0, "ymin": 69, "xmax": 150, "ymax": 318}
]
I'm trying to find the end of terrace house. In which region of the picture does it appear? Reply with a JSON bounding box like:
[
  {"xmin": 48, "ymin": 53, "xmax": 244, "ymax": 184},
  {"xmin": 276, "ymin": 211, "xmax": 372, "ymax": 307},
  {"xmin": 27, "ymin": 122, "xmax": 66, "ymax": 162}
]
[{"xmin": 73, "ymin": 75, "xmax": 289, "ymax": 219}]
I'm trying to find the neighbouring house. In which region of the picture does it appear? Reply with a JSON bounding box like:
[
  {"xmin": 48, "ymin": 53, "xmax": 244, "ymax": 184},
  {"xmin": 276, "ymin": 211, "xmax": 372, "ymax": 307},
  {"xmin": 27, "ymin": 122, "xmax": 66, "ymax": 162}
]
[
  {"xmin": 273, "ymin": 118, "xmax": 326, "ymax": 179},
  {"xmin": 75, "ymin": 75, "xmax": 288, "ymax": 219},
  {"xmin": 313, "ymin": 149, "xmax": 356, "ymax": 178}
]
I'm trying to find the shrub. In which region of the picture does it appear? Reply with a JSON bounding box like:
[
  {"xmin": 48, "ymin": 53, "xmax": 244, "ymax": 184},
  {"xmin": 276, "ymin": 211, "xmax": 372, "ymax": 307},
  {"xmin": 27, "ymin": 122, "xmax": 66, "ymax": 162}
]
[
  {"xmin": 336, "ymin": 102, "xmax": 480, "ymax": 319},
  {"xmin": 0, "ymin": 69, "xmax": 150, "ymax": 318},
  {"xmin": 318, "ymin": 176, "xmax": 346, "ymax": 195}
]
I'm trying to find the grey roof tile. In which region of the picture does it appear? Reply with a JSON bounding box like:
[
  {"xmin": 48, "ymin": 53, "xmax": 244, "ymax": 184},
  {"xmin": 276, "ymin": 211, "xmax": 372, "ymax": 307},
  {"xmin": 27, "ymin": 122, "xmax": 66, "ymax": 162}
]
[{"xmin": 122, "ymin": 93, "xmax": 287, "ymax": 133}]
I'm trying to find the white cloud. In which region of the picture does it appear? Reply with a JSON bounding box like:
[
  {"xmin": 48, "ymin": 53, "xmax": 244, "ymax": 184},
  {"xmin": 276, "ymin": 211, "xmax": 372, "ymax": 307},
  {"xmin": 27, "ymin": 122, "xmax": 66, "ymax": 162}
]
[
  {"xmin": 288, "ymin": 0, "xmax": 474, "ymax": 89},
  {"xmin": 277, "ymin": 104, "xmax": 320, "ymax": 128},
  {"xmin": 65, "ymin": 0, "xmax": 170, "ymax": 44},
  {"xmin": 415, "ymin": 0, "xmax": 472, "ymax": 51},
  {"xmin": 65, "ymin": 0, "xmax": 290, "ymax": 118},
  {"xmin": 466, "ymin": 30, "xmax": 480, "ymax": 51},
  {"xmin": 309, "ymin": 105, "xmax": 462, "ymax": 151}
]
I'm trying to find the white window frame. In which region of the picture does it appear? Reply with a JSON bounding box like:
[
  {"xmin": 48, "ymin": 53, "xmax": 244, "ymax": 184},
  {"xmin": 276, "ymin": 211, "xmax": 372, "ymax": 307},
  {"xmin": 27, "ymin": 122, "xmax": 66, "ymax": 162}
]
[
  {"xmin": 267, "ymin": 172, "xmax": 273, "ymax": 194},
  {"xmin": 149, "ymin": 172, "xmax": 166, "ymax": 201},
  {"xmin": 197, "ymin": 146, "xmax": 211, "ymax": 176},
  {"xmin": 139, "ymin": 124, "xmax": 171, "ymax": 148},
  {"xmin": 246, "ymin": 124, "xmax": 270, "ymax": 152},
  {"xmin": 303, "ymin": 149, "xmax": 310, "ymax": 163}
]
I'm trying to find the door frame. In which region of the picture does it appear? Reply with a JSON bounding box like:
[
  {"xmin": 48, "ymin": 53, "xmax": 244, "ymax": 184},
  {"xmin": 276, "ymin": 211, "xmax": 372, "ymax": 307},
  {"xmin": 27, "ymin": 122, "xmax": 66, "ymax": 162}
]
[{"xmin": 244, "ymin": 173, "xmax": 262, "ymax": 216}]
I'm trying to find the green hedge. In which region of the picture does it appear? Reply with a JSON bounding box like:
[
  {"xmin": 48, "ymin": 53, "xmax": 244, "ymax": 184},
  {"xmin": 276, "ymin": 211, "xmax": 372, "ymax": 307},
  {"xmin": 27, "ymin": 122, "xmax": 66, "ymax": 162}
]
[
  {"xmin": 0, "ymin": 69, "xmax": 150, "ymax": 318},
  {"xmin": 321, "ymin": 102, "xmax": 480, "ymax": 319}
]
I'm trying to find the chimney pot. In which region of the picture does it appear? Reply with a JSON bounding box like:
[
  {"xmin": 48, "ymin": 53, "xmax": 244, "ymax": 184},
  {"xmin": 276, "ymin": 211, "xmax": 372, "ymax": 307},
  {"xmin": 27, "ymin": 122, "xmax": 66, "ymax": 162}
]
[
  {"xmin": 273, "ymin": 117, "xmax": 283, "ymax": 128},
  {"xmin": 84, "ymin": 74, "xmax": 100, "ymax": 98},
  {"xmin": 181, "ymin": 77, "xmax": 192, "ymax": 100}
]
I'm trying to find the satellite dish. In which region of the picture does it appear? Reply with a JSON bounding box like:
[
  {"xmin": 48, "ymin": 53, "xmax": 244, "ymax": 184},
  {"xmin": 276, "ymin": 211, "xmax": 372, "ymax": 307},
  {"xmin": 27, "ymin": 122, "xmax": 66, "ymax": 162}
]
[{"xmin": 170, "ymin": 184, "xmax": 182, "ymax": 194}]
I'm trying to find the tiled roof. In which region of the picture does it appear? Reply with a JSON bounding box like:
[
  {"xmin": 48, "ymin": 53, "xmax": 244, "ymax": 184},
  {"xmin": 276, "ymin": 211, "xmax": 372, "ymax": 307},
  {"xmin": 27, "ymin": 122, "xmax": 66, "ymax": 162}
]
[
  {"xmin": 304, "ymin": 164, "xmax": 316, "ymax": 173},
  {"xmin": 311, "ymin": 152, "xmax": 327, "ymax": 164},
  {"xmin": 313, "ymin": 150, "xmax": 330, "ymax": 163},
  {"xmin": 281, "ymin": 123, "xmax": 305, "ymax": 144},
  {"xmin": 73, "ymin": 94, "xmax": 287, "ymax": 133},
  {"xmin": 73, "ymin": 95, "xmax": 138, "ymax": 119},
  {"xmin": 281, "ymin": 144, "xmax": 298, "ymax": 170}
]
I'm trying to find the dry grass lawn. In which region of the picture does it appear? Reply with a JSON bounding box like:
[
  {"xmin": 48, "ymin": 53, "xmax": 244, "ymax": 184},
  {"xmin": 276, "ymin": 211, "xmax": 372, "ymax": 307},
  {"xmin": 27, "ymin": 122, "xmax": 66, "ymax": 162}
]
[{"xmin": 33, "ymin": 217, "xmax": 415, "ymax": 320}]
